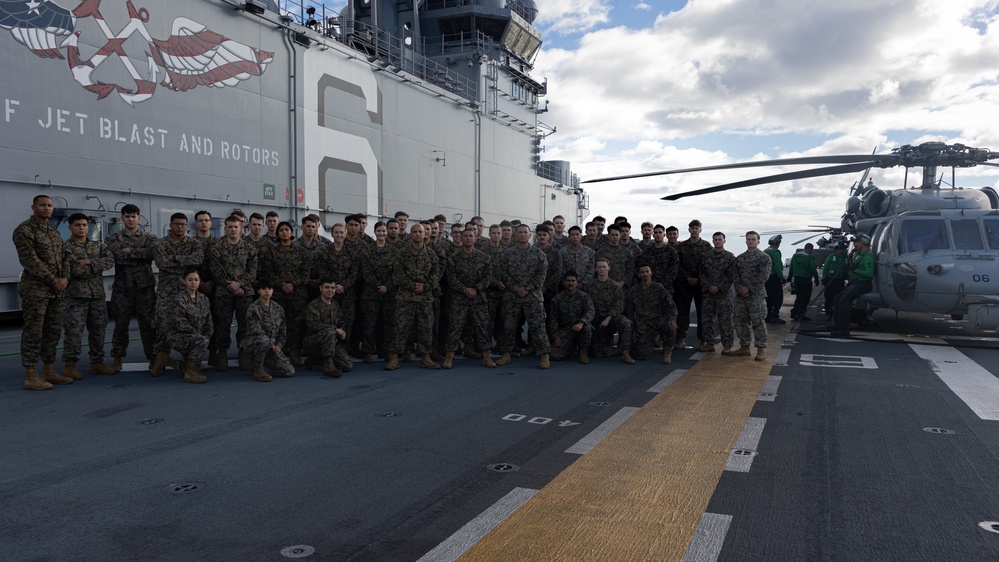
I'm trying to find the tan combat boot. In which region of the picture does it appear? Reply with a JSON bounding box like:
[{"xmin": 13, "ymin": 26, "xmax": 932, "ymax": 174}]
[
  {"xmin": 384, "ymin": 354, "xmax": 400, "ymax": 371},
  {"xmin": 698, "ymin": 342, "xmax": 716, "ymax": 353},
  {"xmin": 111, "ymin": 357, "xmax": 123, "ymax": 373},
  {"xmin": 323, "ymin": 357, "xmax": 343, "ymax": 378},
  {"xmin": 482, "ymin": 352, "xmax": 496, "ymax": 368},
  {"xmin": 495, "ymin": 353, "xmax": 512, "ymax": 366},
  {"xmin": 420, "ymin": 354, "xmax": 441, "ymax": 370},
  {"xmin": 620, "ymin": 350, "xmax": 636, "ymax": 365},
  {"xmin": 183, "ymin": 361, "xmax": 207, "ymax": 384},
  {"xmin": 754, "ymin": 348, "xmax": 766, "ymax": 362},
  {"xmin": 731, "ymin": 347, "xmax": 752, "ymax": 357},
  {"xmin": 442, "ymin": 351, "xmax": 454, "ymax": 369},
  {"xmin": 363, "ymin": 354, "xmax": 374, "ymax": 364},
  {"xmin": 23, "ymin": 366, "xmax": 52, "ymax": 391},
  {"xmin": 251, "ymin": 364, "xmax": 272, "ymax": 382},
  {"xmin": 661, "ymin": 349, "xmax": 673, "ymax": 365},
  {"xmin": 578, "ymin": 349, "xmax": 590, "ymax": 365},
  {"xmin": 521, "ymin": 344, "xmax": 537, "ymax": 357},
  {"xmin": 164, "ymin": 356, "xmax": 179, "ymax": 370},
  {"xmin": 720, "ymin": 347, "xmax": 734, "ymax": 356},
  {"xmin": 89, "ymin": 361, "xmax": 117, "ymax": 375},
  {"xmin": 401, "ymin": 348, "xmax": 412, "ymax": 362},
  {"xmin": 63, "ymin": 361, "xmax": 84, "ymax": 380},
  {"xmin": 149, "ymin": 352, "xmax": 170, "ymax": 376},
  {"xmin": 289, "ymin": 351, "xmax": 304, "ymax": 368},
  {"xmin": 42, "ymin": 363, "xmax": 73, "ymax": 385},
  {"xmin": 215, "ymin": 355, "xmax": 228, "ymax": 372},
  {"xmin": 463, "ymin": 345, "xmax": 480, "ymax": 359},
  {"xmin": 539, "ymin": 353, "xmax": 550, "ymax": 369}
]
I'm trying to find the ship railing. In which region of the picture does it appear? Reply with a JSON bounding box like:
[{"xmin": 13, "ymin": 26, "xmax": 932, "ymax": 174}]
[
  {"xmin": 422, "ymin": 0, "xmax": 537, "ymax": 23},
  {"xmin": 422, "ymin": 30, "xmax": 494, "ymax": 58}
]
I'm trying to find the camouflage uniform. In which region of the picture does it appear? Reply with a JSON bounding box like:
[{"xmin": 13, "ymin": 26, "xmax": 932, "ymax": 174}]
[
  {"xmin": 302, "ymin": 296, "xmax": 352, "ymax": 372},
  {"xmin": 166, "ymin": 291, "xmax": 213, "ymax": 364},
  {"xmin": 626, "ymin": 281, "xmax": 678, "ymax": 359},
  {"xmin": 559, "ymin": 244, "xmax": 595, "ymax": 289},
  {"xmin": 498, "ymin": 245, "xmax": 550, "ymax": 355},
  {"xmin": 619, "ymin": 240, "xmax": 644, "ymax": 287},
  {"xmin": 153, "ymin": 235, "xmax": 204, "ymax": 353},
  {"xmin": 733, "ymin": 248, "xmax": 771, "ymax": 348},
  {"xmin": 13, "ymin": 217, "xmax": 69, "ymax": 367},
  {"xmin": 643, "ymin": 243, "xmax": 679, "ymax": 293},
  {"xmin": 359, "ymin": 243, "xmax": 397, "ymax": 356},
  {"xmin": 481, "ymin": 242, "xmax": 507, "ymax": 345},
  {"xmin": 700, "ymin": 248, "xmax": 736, "ymax": 348},
  {"xmin": 106, "ymin": 228, "xmax": 158, "ymax": 361},
  {"xmin": 588, "ymin": 279, "xmax": 632, "ymax": 357},
  {"xmin": 294, "ymin": 235, "xmax": 331, "ymax": 299},
  {"xmin": 596, "ymin": 244, "xmax": 634, "ymax": 287},
  {"xmin": 246, "ymin": 236, "xmax": 274, "ymax": 277},
  {"xmin": 208, "ymin": 239, "xmax": 257, "ymax": 357},
  {"xmin": 241, "ymin": 299, "xmax": 294, "ymax": 376},
  {"xmin": 444, "ymin": 248, "xmax": 492, "ymax": 352},
  {"xmin": 317, "ymin": 243, "xmax": 360, "ymax": 343},
  {"xmin": 391, "ymin": 244, "xmax": 439, "ymax": 355},
  {"xmin": 261, "ymin": 243, "xmax": 311, "ymax": 358},
  {"xmin": 675, "ymin": 239, "xmax": 712, "ymax": 344},
  {"xmin": 547, "ymin": 289, "xmax": 594, "ymax": 361},
  {"xmin": 429, "ymin": 241, "xmax": 448, "ymax": 354},
  {"xmin": 539, "ymin": 243, "xmax": 564, "ymax": 305},
  {"xmin": 62, "ymin": 238, "xmax": 114, "ymax": 364}
]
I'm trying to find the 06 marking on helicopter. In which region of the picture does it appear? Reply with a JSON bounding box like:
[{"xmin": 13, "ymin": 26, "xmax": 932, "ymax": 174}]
[{"xmin": 799, "ymin": 354, "xmax": 878, "ymax": 369}]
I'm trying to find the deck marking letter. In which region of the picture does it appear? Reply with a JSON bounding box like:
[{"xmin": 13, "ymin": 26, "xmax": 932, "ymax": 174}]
[{"xmin": 799, "ymin": 354, "xmax": 877, "ymax": 369}]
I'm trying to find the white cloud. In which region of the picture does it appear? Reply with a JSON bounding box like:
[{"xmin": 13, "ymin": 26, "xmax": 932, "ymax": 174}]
[
  {"xmin": 535, "ymin": 0, "xmax": 614, "ymax": 35},
  {"xmin": 635, "ymin": 2, "xmax": 652, "ymax": 10}
]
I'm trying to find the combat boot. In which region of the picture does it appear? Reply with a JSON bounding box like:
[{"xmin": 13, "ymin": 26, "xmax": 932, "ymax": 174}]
[
  {"xmin": 442, "ymin": 351, "xmax": 455, "ymax": 369},
  {"xmin": 363, "ymin": 354, "xmax": 374, "ymax": 364},
  {"xmin": 495, "ymin": 353, "xmax": 512, "ymax": 366},
  {"xmin": 539, "ymin": 353, "xmax": 550, "ymax": 369},
  {"xmin": 164, "ymin": 356, "xmax": 179, "ymax": 370},
  {"xmin": 215, "ymin": 355, "xmax": 228, "ymax": 372},
  {"xmin": 250, "ymin": 364, "xmax": 272, "ymax": 382},
  {"xmin": 384, "ymin": 354, "xmax": 400, "ymax": 371},
  {"xmin": 482, "ymin": 352, "xmax": 496, "ymax": 368},
  {"xmin": 720, "ymin": 346, "xmax": 734, "ymax": 356},
  {"xmin": 149, "ymin": 352, "xmax": 170, "ymax": 376},
  {"xmin": 463, "ymin": 345, "xmax": 480, "ymax": 359},
  {"xmin": 289, "ymin": 351, "xmax": 304, "ymax": 368},
  {"xmin": 430, "ymin": 350, "xmax": 445, "ymax": 362},
  {"xmin": 323, "ymin": 357, "xmax": 342, "ymax": 378},
  {"xmin": 63, "ymin": 361, "xmax": 84, "ymax": 380},
  {"xmin": 111, "ymin": 357, "xmax": 123, "ymax": 373},
  {"xmin": 183, "ymin": 361, "xmax": 207, "ymax": 384},
  {"xmin": 579, "ymin": 349, "xmax": 590, "ymax": 364},
  {"xmin": 661, "ymin": 350, "xmax": 672, "ymax": 365},
  {"xmin": 23, "ymin": 366, "xmax": 52, "ymax": 391},
  {"xmin": 401, "ymin": 348, "xmax": 412, "ymax": 362},
  {"xmin": 620, "ymin": 350, "xmax": 636, "ymax": 365},
  {"xmin": 520, "ymin": 344, "xmax": 536, "ymax": 357},
  {"xmin": 89, "ymin": 361, "xmax": 117, "ymax": 375},
  {"xmin": 420, "ymin": 354, "xmax": 441, "ymax": 370},
  {"xmin": 43, "ymin": 363, "xmax": 73, "ymax": 385},
  {"xmin": 754, "ymin": 348, "xmax": 766, "ymax": 362},
  {"xmin": 698, "ymin": 342, "xmax": 716, "ymax": 353},
  {"xmin": 731, "ymin": 346, "xmax": 752, "ymax": 357}
]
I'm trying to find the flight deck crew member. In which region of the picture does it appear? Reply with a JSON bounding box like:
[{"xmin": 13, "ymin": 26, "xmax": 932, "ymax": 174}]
[
  {"xmin": 626, "ymin": 264, "xmax": 678, "ymax": 364},
  {"xmin": 699, "ymin": 231, "xmax": 735, "ymax": 353},
  {"xmin": 61, "ymin": 213, "xmax": 116, "ymax": 378},
  {"xmin": 151, "ymin": 212, "xmax": 203, "ymax": 376},
  {"xmin": 675, "ymin": 220, "xmax": 712, "ymax": 349},
  {"xmin": 831, "ymin": 234, "xmax": 875, "ymax": 337},
  {"xmin": 14, "ymin": 195, "xmax": 71, "ymax": 390},
  {"xmin": 495, "ymin": 224, "xmax": 552, "ymax": 369},
  {"xmin": 241, "ymin": 278, "xmax": 294, "ymax": 381},
  {"xmin": 106, "ymin": 204, "xmax": 158, "ymax": 372},
  {"xmin": 384, "ymin": 223, "xmax": 440, "ymax": 370},
  {"xmin": 548, "ymin": 271, "xmax": 595, "ymax": 363},
  {"xmin": 729, "ymin": 231, "xmax": 771, "ymax": 360},
  {"xmin": 789, "ymin": 243, "xmax": 821, "ymax": 321},
  {"xmin": 763, "ymin": 234, "xmax": 785, "ymax": 324},
  {"xmin": 165, "ymin": 267, "xmax": 212, "ymax": 384},
  {"xmin": 303, "ymin": 278, "xmax": 353, "ymax": 377},
  {"xmin": 822, "ymin": 242, "xmax": 848, "ymax": 320},
  {"xmin": 208, "ymin": 214, "xmax": 258, "ymax": 372},
  {"xmin": 443, "ymin": 228, "xmax": 496, "ymax": 369}
]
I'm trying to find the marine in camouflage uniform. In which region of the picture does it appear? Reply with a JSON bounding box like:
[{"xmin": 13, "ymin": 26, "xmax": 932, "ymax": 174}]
[
  {"xmin": 444, "ymin": 232, "xmax": 493, "ymax": 358},
  {"xmin": 595, "ymin": 239, "xmax": 633, "ymax": 287},
  {"xmin": 13, "ymin": 196, "xmax": 71, "ymax": 388},
  {"xmin": 699, "ymin": 238, "xmax": 736, "ymax": 350},
  {"xmin": 261, "ymin": 240, "xmax": 311, "ymax": 361},
  {"xmin": 644, "ymin": 240, "xmax": 679, "ymax": 293},
  {"xmin": 388, "ymin": 226, "xmax": 440, "ymax": 365},
  {"xmin": 496, "ymin": 226, "xmax": 551, "ymax": 366},
  {"xmin": 316, "ymin": 236, "xmax": 360, "ymax": 345},
  {"xmin": 303, "ymin": 291, "xmax": 353, "ymax": 375},
  {"xmin": 153, "ymin": 222, "xmax": 204, "ymax": 360},
  {"xmin": 588, "ymin": 273, "xmax": 632, "ymax": 359},
  {"xmin": 547, "ymin": 277, "xmax": 594, "ymax": 362},
  {"xmin": 675, "ymin": 229, "xmax": 712, "ymax": 346},
  {"xmin": 731, "ymin": 235, "xmax": 771, "ymax": 355},
  {"xmin": 166, "ymin": 289, "xmax": 213, "ymax": 371},
  {"xmin": 208, "ymin": 233, "xmax": 258, "ymax": 364},
  {"xmin": 359, "ymin": 239, "xmax": 397, "ymax": 359},
  {"xmin": 481, "ymin": 232, "xmax": 507, "ymax": 348},
  {"xmin": 559, "ymin": 240, "xmax": 595, "ymax": 290},
  {"xmin": 626, "ymin": 267, "xmax": 678, "ymax": 361},
  {"xmin": 62, "ymin": 228, "xmax": 115, "ymax": 370},
  {"xmin": 241, "ymin": 296, "xmax": 295, "ymax": 379},
  {"xmin": 293, "ymin": 222, "xmax": 331, "ymax": 300},
  {"xmin": 105, "ymin": 212, "xmax": 158, "ymax": 364}
]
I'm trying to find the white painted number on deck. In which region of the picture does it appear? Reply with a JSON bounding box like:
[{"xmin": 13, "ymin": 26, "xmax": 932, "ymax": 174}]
[
  {"xmin": 799, "ymin": 354, "xmax": 878, "ymax": 369},
  {"xmin": 503, "ymin": 414, "xmax": 579, "ymax": 427}
]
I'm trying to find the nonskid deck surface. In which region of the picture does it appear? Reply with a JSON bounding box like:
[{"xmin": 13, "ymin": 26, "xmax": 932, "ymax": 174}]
[{"xmin": 2, "ymin": 302, "xmax": 998, "ymax": 561}]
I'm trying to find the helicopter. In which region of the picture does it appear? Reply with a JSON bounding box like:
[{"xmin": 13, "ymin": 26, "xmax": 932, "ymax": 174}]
[{"xmin": 583, "ymin": 142, "xmax": 999, "ymax": 330}]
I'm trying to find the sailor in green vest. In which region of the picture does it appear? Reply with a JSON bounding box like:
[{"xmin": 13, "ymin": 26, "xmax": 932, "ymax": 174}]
[
  {"xmin": 831, "ymin": 234, "xmax": 875, "ymax": 337},
  {"xmin": 763, "ymin": 235, "xmax": 785, "ymax": 324},
  {"xmin": 788, "ymin": 243, "xmax": 820, "ymax": 321},
  {"xmin": 821, "ymin": 242, "xmax": 849, "ymax": 320}
]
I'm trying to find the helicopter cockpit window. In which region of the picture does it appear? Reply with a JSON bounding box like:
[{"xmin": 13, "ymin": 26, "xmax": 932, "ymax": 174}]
[
  {"xmin": 984, "ymin": 218, "xmax": 999, "ymax": 250},
  {"xmin": 898, "ymin": 219, "xmax": 950, "ymax": 254},
  {"xmin": 950, "ymin": 219, "xmax": 984, "ymax": 251}
]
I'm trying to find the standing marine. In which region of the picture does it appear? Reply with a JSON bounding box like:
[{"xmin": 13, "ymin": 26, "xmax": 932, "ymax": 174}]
[
  {"xmin": 729, "ymin": 231, "xmax": 771, "ymax": 360},
  {"xmin": 61, "ymin": 213, "xmax": 116, "ymax": 378},
  {"xmin": 495, "ymin": 224, "xmax": 551, "ymax": 369},
  {"xmin": 699, "ymin": 231, "xmax": 736, "ymax": 353},
  {"xmin": 105, "ymin": 204, "xmax": 158, "ymax": 372},
  {"xmin": 443, "ymin": 227, "xmax": 496, "ymax": 369}
]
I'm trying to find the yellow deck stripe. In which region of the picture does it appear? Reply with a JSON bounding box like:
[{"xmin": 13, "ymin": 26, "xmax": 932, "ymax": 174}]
[{"xmin": 460, "ymin": 325, "xmax": 788, "ymax": 561}]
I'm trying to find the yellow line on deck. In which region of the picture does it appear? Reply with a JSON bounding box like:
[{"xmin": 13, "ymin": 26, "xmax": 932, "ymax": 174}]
[{"xmin": 460, "ymin": 325, "xmax": 788, "ymax": 562}]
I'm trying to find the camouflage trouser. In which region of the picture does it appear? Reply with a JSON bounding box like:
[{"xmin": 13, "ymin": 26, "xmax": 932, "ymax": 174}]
[
  {"xmin": 445, "ymin": 295, "xmax": 490, "ymax": 352},
  {"xmin": 359, "ymin": 294, "xmax": 394, "ymax": 355},
  {"xmin": 734, "ymin": 295, "xmax": 768, "ymax": 348},
  {"xmin": 167, "ymin": 333, "xmax": 210, "ymax": 364},
  {"xmin": 392, "ymin": 299, "xmax": 434, "ymax": 355},
  {"xmin": 20, "ymin": 295, "xmax": 63, "ymax": 366},
  {"xmin": 240, "ymin": 335, "xmax": 295, "ymax": 377},
  {"xmin": 274, "ymin": 292, "xmax": 308, "ymax": 355},
  {"xmin": 486, "ymin": 290, "xmax": 504, "ymax": 346},
  {"xmin": 334, "ymin": 291, "xmax": 356, "ymax": 342},
  {"xmin": 674, "ymin": 284, "xmax": 703, "ymax": 343},
  {"xmin": 214, "ymin": 293, "xmax": 252, "ymax": 356},
  {"xmin": 590, "ymin": 315, "xmax": 632, "ymax": 358},
  {"xmin": 154, "ymin": 286, "xmax": 183, "ymax": 353},
  {"xmin": 701, "ymin": 293, "xmax": 734, "ymax": 348},
  {"xmin": 62, "ymin": 297, "xmax": 108, "ymax": 363},
  {"xmin": 550, "ymin": 325, "xmax": 593, "ymax": 361},
  {"xmin": 632, "ymin": 318, "xmax": 675, "ymax": 360},
  {"xmin": 498, "ymin": 296, "xmax": 550, "ymax": 354},
  {"xmin": 110, "ymin": 286, "xmax": 156, "ymax": 361},
  {"xmin": 302, "ymin": 327, "xmax": 353, "ymax": 372}
]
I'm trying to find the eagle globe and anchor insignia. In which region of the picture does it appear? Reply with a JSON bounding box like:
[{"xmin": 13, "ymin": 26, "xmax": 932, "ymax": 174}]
[{"xmin": 0, "ymin": 0, "xmax": 275, "ymax": 105}]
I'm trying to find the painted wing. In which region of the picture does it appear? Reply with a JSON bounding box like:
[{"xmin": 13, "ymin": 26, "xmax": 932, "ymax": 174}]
[
  {"xmin": 0, "ymin": 0, "xmax": 76, "ymax": 58},
  {"xmin": 150, "ymin": 17, "xmax": 274, "ymax": 92}
]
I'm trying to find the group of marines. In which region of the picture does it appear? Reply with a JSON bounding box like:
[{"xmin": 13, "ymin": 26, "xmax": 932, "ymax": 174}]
[{"xmin": 13, "ymin": 194, "xmax": 782, "ymax": 391}]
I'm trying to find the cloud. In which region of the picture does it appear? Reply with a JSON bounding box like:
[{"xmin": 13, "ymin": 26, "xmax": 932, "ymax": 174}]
[{"xmin": 535, "ymin": 0, "xmax": 614, "ymax": 35}]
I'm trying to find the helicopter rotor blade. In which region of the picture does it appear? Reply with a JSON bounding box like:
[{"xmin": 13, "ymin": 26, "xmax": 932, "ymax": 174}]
[
  {"xmin": 792, "ymin": 233, "xmax": 824, "ymax": 245},
  {"xmin": 582, "ymin": 154, "xmax": 891, "ymax": 185},
  {"xmin": 977, "ymin": 162, "xmax": 999, "ymax": 167},
  {"xmin": 661, "ymin": 162, "xmax": 877, "ymax": 201}
]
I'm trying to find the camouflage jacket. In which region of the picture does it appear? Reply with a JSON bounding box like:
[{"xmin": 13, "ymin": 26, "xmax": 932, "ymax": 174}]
[
  {"xmin": 627, "ymin": 281, "xmax": 678, "ymax": 326},
  {"xmin": 208, "ymin": 238, "xmax": 257, "ymax": 292},
  {"xmin": 548, "ymin": 290, "xmax": 595, "ymax": 336},
  {"xmin": 589, "ymin": 278, "xmax": 625, "ymax": 319},
  {"xmin": 361, "ymin": 243, "xmax": 397, "ymax": 298},
  {"xmin": 595, "ymin": 244, "xmax": 634, "ymax": 285},
  {"xmin": 13, "ymin": 217, "xmax": 69, "ymax": 298},
  {"xmin": 305, "ymin": 296, "xmax": 342, "ymax": 332},
  {"xmin": 500, "ymin": 245, "xmax": 547, "ymax": 301},
  {"xmin": 293, "ymin": 236, "xmax": 331, "ymax": 281},
  {"xmin": 105, "ymin": 228, "xmax": 157, "ymax": 290},
  {"xmin": 642, "ymin": 243, "xmax": 679, "ymax": 289},
  {"xmin": 538, "ymin": 244, "xmax": 564, "ymax": 294},
  {"xmin": 317, "ymin": 243, "xmax": 360, "ymax": 295},
  {"xmin": 246, "ymin": 236, "xmax": 274, "ymax": 276},
  {"xmin": 64, "ymin": 238, "xmax": 114, "ymax": 299},
  {"xmin": 677, "ymin": 238, "xmax": 712, "ymax": 281},
  {"xmin": 446, "ymin": 248, "xmax": 492, "ymax": 301},
  {"xmin": 194, "ymin": 236, "xmax": 217, "ymax": 283},
  {"xmin": 262, "ymin": 243, "xmax": 311, "ymax": 289},
  {"xmin": 734, "ymin": 249, "xmax": 771, "ymax": 297},
  {"xmin": 394, "ymin": 244, "xmax": 439, "ymax": 302},
  {"xmin": 480, "ymin": 243, "xmax": 507, "ymax": 292},
  {"xmin": 169, "ymin": 291, "xmax": 213, "ymax": 338},
  {"xmin": 154, "ymin": 236, "xmax": 204, "ymax": 281},
  {"xmin": 701, "ymin": 249, "xmax": 736, "ymax": 295},
  {"xmin": 245, "ymin": 299, "xmax": 286, "ymax": 348},
  {"xmin": 559, "ymin": 244, "xmax": 596, "ymax": 288}
]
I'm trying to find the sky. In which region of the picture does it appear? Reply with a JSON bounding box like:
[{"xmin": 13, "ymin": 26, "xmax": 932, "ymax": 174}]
[{"xmin": 528, "ymin": 0, "xmax": 999, "ymax": 241}]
